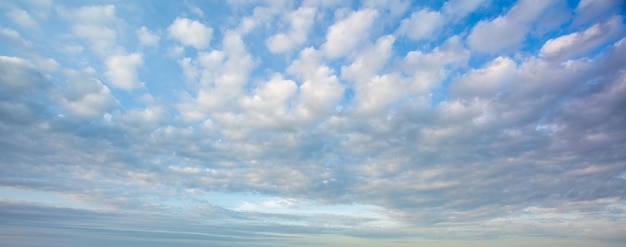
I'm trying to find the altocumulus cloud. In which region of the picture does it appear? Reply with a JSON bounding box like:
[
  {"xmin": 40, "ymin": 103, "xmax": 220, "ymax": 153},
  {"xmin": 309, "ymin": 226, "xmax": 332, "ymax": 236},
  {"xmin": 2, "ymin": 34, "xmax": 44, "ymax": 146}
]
[{"xmin": 1, "ymin": 1, "xmax": 626, "ymax": 247}]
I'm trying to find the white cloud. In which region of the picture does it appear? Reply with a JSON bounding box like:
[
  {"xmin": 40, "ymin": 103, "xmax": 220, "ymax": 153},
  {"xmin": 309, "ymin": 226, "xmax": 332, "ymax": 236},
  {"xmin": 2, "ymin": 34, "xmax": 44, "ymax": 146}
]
[
  {"xmin": 167, "ymin": 17, "xmax": 213, "ymax": 49},
  {"xmin": 239, "ymin": 75, "xmax": 298, "ymax": 128},
  {"xmin": 363, "ymin": 0, "xmax": 410, "ymax": 17},
  {"xmin": 59, "ymin": 69, "xmax": 116, "ymax": 118},
  {"xmin": 449, "ymin": 56, "xmax": 517, "ymax": 99},
  {"xmin": 56, "ymin": 5, "xmax": 123, "ymax": 55},
  {"xmin": 72, "ymin": 24, "xmax": 116, "ymax": 54},
  {"xmin": 541, "ymin": 16, "xmax": 623, "ymax": 60},
  {"xmin": 177, "ymin": 31, "xmax": 256, "ymax": 122},
  {"xmin": 341, "ymin": 35, "xmax": 395, "ymax": 83},
  {"xmin": 105, "ymin": 53, "xmax": 144, "ymax": 90},
  {"xmin": 7, "ymin": 8, "xmax": 38, "ymax": 29},
  {"xmin": 0, "ymin": 56, "xmax": 46, "ymax": 91},
  {"xmin": 67, "ymin": 4, "xmax": 117, "ymax": 25},
  {"xmin": 197, "ymin": 32, "xmax": 254, "ymax": 109},
  {"xmin": 3, "ymin": 1, "xmax": 626, "ymax": 244},
  {"xmin": 302, "ymin": 0, "xmax": 345, "ymax": 8},
  {"xmin": 137, "ymin": 26, "xmax": 159, "ymax": 47},
  {"xmin": 467, "ymin": 17, "xmax": 525, "ymax": 54},
  {"xmin": 122, "ymin": 105, "xmax": 166, "ymax": 127},
  {"xmin": 467, "ymin": 0, "xmax": 561, "ymax": 53},
  {"xmin": 402, "ymin": 36, "xmax": 469, "ymax": 93},
  {"xmin": 397, "ymin": 8, "xmax": 445, "ymax": 41},
  {"xmin": 352, "ymin": 73, "xmax": 405, "ymax": 115},
  {"xmin": 322, "ymin": 8, "xmax": 378, "ymax": 58},
  {"xmin": 33, "ymin": 57, "xmax": 60, "ymax": 72},
  {"xmin": 442, "ymin": 0, "xmax": 488, "ymax": 20},
  {"xmin": 0, "ymin": 27, "xmax": 23, "ymax": 42},
  {"xmin": 240, "ymin": 75, "xmax": 297, "ymax": 114},
  {"xmin": 288, "ymin": 48, "xmax": 343, "ymax": 121},
  {"xmin": 574, "ymin": 0, "xmax": 623, "ymax": 25},
  {"xmin": 266, "ymin": 7, "xmax": 316, "ymax": 53}
]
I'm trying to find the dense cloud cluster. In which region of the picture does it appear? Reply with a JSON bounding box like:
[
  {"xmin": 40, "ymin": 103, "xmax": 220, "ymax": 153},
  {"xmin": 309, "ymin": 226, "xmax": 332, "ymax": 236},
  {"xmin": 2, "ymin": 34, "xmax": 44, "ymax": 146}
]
[{"xmin": 1, "ymin": 0, "xmax": 625, "ymax": 246}]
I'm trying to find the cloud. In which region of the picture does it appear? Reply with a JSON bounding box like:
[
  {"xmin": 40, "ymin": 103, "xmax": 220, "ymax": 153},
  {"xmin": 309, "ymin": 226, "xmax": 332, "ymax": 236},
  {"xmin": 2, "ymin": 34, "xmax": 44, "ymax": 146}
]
[
  {"xmin": 239, "ymin": 75, "xmax": 297, "ymax": 128},
  {"xmin": 396, "ymin": 8, "xmax": 445, "ymax": 41},
  {"xmin": 0, "ymin": 56, "xmax": 52, "ymax": 126},
  {"xmin": 57, "ymin": 4, "xmax": 122, "ymax": 54},
  {"xmin": 6, "ymin": 8, "xmax": 38, "ymax": 29},
  {"xmin": 266, "ymin": 7, "xmax": 316, "ymax": 53},
  {"xmin": 442, "ymin": 0, "xmax": 488, "ymax": 19},
  {"xmin": 467, "ymin": 0, "xmax": 562, "ymax": 53},
  {"xmin": 136, "ymin": 26, "xmax": 159, "ymax": 47},
  {"xmin": 1, "ymin": 1, "xmax": 626, "ymax": 246},
  {"xmin": 574, "ymin": 0, "xmax": 623, "ymax": 25},
  {"xmin": 363, "ymin": 0, "xmax": 410, "ymax": 18},
  {"xmin": 167, "ymin": 17, "xmax": 213, "ymax": 49},
  {"xmin": 401, "ymin": 35, "xmax": 469, "ymax": 94},
  {"xmin": 175, "ymin": 30, "xmax": 256, "ymax": 123},
  {"xmin": 322, "ymin": 8, "xmax": 378, "ymax": 58},
  {"xmin": 105, "ymin": 53, "xmax": 144, "ymax": 90},
  {"xmin": 288, "ymin": 48, "xmax": 344, "ymax": 121},
  {"xmin": 449, "ymin": 56, "xmax": 517, "ymax": 98},
  {"xmin": 58, "ymin": 69, "xmax": 116, "ymax": 118},
  {"xmin": 0, "ymin": 56, "xmax": 47, "ymax": 92},
  {"xmin": 540, "ymin": 15, "xmax": 624, "ymax": 60},
  {"xmin": 341, "ymin": 35, "xmax": 395, "ymax": 83}
]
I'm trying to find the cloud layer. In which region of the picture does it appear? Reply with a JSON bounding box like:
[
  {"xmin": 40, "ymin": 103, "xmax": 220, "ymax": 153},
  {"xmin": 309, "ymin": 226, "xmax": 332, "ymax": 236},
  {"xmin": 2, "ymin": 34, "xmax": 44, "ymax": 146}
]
[{"xmin": 1, "ymin": 0, "xmax": 625, "ymax": 246}]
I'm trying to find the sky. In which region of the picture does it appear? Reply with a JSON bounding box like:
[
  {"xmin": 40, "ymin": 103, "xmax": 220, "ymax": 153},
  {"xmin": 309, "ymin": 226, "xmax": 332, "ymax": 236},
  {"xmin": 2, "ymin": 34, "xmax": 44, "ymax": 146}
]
[{"xmin": 0, "ymin": 0, "xmax": 625, "ymax": 246}]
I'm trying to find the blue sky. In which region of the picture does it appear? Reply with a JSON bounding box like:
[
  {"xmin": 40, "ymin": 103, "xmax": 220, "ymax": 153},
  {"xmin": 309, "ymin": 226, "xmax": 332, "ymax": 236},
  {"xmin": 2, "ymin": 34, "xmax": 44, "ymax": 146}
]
[{"xmin": 1, "ymin": 0, "xmax": 625, "ymax": 246}]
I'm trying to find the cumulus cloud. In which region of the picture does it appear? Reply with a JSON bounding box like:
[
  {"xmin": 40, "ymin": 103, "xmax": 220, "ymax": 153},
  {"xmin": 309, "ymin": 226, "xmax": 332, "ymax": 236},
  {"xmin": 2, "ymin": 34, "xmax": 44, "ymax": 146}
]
[
  {"xmin": 574, "ymin": 0, "xmax": 623, "ymax": 25},
  {"xmin": 57, "ymin": 4, "xmax": 122, "ymax": 54},
  {"xmin": 105, "ymin": 53, "xmax": 144, "ymax": 90},
  {"xmin": 167, "ymin": 17, "xmax": 213, "ymax": 49},
  {"xmin": 136, "ymin": 26, "xmax": 159, "ymax": 47},
  {"xmin": 59, "ymin": 70, "xmax": 116, "ymax": 118},
  {"xmin": 397, "ymin": 8, "xmax": 445, "ymax": 41},
  {"xmin": 442, "ymin": 0, "xmax": 488, "ymax": 19},
  {"xmin": 6, "ymin": 8, "xmax": 38, "ymax": 29},
  {"xmin": 322, "ymin": 8, "xmax": 378, "ymax": 58},
  {"xmin": 541, "ymin": 16, "xmax": 624, "ymax": 60},
  {"xmin": 363, "ymin": 0, "xmax": 410, "ymax": 18},
  {"xmin": 266, "ymin": 7, "xmax": 316, "ymax": 53},
  {"xmin": 288, "ymin": 48, "xmax": 344, "ymax": 121},
  {"xmin": 342, "ymin": 35, "xmax": 395, "ymax": 83},
  {"xmin": 467, "ymin": 0, "xmax": 562, "ymax": 53},
  {"xmin": 239, "ymin": 75, "xmax": 297, "ymax": 128},
  {"xmin": 0, "ymin": 56, "xmax": 47, "ymax": 91},
  {"xmin": 449, "ymin": 56, "xmax": 517, "ymax": 98},
  {"xmin": 1, "ymin": 1, "xmax": 626, "ymax": 246}
]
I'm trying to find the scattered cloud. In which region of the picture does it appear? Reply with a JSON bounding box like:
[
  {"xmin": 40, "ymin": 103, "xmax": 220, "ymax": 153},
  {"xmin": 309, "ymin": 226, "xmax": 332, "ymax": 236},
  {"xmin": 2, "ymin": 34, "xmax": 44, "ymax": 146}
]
[
  {"xmin": 467, "ymin": 0, "xmax": 563, "ymax": 53},
  {"xmin": 541, "ymin": 15, "xmax": 624, "ymax": 60},
  {"xmin": 397, "ymin": 8, "xmax": 445, "ymax": 41},
  {"xmin": 105, "ymin": 53, "xmax": 144, "ymax": 90},
  {"xmin": 136, "ymin": 26, "xmax": 159, "ymax": 47},
  {"xmin": 266, "ymin": 6, "xmax": 316, "ymax": 53},
  {"xmin": 442, "ymin": 0, "xmax": 488, "ymax": 20},
  {"xmin": 322, "ymin": 8, "xmax": 378, "ymax": 58},
  {"xmin": 167, "ymin": 17, "xmax": 213, "ymax": 49},
  {"xmin": 59, "ymin": 69, "xmax": 116, "ymax": 118},
  {"xmin": 6, "ymin": 8, "xmax": 38, "ymax": 29},
  {"xmin": 1, "ymin": 1, "xmax": 625, "ymax": 246}
]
